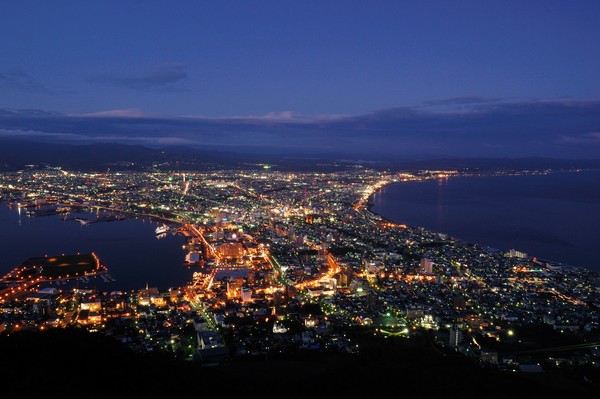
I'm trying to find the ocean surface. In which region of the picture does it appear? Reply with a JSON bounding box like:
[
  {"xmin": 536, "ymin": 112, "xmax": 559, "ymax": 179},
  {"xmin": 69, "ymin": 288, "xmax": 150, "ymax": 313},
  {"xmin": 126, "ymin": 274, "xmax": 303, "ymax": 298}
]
[
  {"xmin": 0, "ymin": 205, "xmax": 191, "ymax": 291},
  {"xmin": 370, "ymin": 170, "xmax": 600, "ymax": 273}
]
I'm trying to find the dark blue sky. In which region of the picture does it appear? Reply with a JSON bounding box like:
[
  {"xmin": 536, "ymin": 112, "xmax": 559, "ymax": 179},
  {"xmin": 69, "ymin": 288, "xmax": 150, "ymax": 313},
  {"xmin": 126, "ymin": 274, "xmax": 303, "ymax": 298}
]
[{"xmin": 1, "ymin": 1, "xmax": 599, "ymax": 158}]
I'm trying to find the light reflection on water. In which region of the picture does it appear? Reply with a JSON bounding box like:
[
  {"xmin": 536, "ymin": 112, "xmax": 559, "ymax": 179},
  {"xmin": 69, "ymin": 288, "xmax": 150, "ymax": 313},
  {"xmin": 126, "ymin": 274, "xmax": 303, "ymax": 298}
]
[
  {"xmin": 370, "ymin": 170, "xmax": 600, "ymax": 272},
  {"xmin": 0, "ymin": 204, "xmax": 192, "ymax": 291}
]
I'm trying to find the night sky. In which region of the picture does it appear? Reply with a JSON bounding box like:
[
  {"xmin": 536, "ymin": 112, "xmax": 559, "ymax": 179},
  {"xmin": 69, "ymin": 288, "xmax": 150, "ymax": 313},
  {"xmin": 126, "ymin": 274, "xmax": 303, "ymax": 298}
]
[{"xmin": 1, "ymin": 1, "xmax": 599, "ymax": 159}]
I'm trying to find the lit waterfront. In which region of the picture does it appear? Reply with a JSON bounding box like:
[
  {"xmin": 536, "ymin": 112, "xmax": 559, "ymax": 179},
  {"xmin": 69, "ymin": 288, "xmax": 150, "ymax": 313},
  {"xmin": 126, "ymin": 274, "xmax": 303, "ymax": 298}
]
[
  {"xmin": 0, "ymin": 203, "xmax": 190, "ymax": 291},
  {"xmin": 370, "ymin": 170, "xmax": 600, "ymax": 272},
  {"xmin": 0, "ymin": 167, "xmax": 599, "ymax": 373}
]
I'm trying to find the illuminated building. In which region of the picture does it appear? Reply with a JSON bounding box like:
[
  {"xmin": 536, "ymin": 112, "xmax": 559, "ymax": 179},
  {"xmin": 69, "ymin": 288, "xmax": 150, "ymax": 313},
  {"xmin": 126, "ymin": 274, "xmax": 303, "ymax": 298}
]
[
  {"xmin": 169, "ymin": 289, "xmax": 181, "ymax": 303},
  {"xmin": 420, "ymin": 258, "xmax": 434, "ymax": 274},
  {"xmin": 137, "ymin": 286, "xmax": 167, "ymax": 307},
  {"xmin": 273, "ymin": 321, "xmax": 288, "ymax": 334},
  {"xmin": 240, "ymin": 287, "xmax": 252, "ymax": 303},
  {"xmin": 80, "ymin": 300, "xmax": 102, "ymax": 312},
  {"xmin": 507, "ymin": 249, "xmax": 528, "ymax": 258},
  {"xmin": 217, "ymin": 242, "xmax": 245, "ymax": 259},
  {"xmin": 226, "ymin": 278, "xmax": 245, "ymax": 299},
  {"xmin": 185, "ymin": 252, "xmax": 201, "ymax": 264},
  {"xmin": 449, "ymin": 326, "xmax": 462, "ymax": 349}
]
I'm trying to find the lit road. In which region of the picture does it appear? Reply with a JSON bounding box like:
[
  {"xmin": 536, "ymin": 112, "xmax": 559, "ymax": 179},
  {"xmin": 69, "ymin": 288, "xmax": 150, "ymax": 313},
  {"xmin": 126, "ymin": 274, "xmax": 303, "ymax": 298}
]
[
  {"xmin": 187, "ymin": 297, "xmax": 219, "ymax": 331},
  {"xmin": 184, "ymin": 223, "xmax": 220, "ymax": 263}
]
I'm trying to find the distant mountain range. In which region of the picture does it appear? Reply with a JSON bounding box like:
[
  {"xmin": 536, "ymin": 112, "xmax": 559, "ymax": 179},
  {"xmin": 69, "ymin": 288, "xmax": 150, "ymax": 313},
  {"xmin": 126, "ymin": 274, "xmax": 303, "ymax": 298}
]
[{"xmin": 1, "ymin": 139, "xmax": 599, "ymax": 172}]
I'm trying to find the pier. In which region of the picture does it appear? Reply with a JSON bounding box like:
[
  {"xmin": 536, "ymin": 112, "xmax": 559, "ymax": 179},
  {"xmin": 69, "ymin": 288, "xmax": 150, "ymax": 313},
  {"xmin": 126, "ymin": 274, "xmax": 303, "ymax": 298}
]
[{"xmin": 0, "ymin": 253, "xmax": 108, "ymax": 303}]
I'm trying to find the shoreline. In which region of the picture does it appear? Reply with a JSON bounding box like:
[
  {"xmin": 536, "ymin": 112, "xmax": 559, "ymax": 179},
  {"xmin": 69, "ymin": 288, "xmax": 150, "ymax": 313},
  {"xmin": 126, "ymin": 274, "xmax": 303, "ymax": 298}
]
[
  {"xmin": 0, "ymin": 203, "xmax": 190, "ymax": 291},
  {"xmin": 364, "ymin": 170, "xmax": 599, "ymax": 271},
  {"xmin": 364, "ymin": 167, "xmax": 592, "ymax": 227}
]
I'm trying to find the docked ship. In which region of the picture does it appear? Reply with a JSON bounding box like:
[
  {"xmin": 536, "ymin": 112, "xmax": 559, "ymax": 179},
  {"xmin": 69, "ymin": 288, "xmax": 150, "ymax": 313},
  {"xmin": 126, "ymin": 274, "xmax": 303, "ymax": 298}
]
[{"xmin": 155, "ymin": 224, "xmax": 170, "ymax": 235}]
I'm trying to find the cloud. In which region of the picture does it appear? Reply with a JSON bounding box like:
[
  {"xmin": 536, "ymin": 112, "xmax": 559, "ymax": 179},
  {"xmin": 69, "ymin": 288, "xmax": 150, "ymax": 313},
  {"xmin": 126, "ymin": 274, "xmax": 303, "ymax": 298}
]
[
  {"xmin": 421, "ymin": 96, "xmax": 505, "ymax": 107},
  {"xmin": 197, "ymin": 111, "xmax": 348, "ymax": 125},
  {"xmin": 239, "ymin": 111, "xmax": 302, "ymax": 122},
  {"xmin": 0, "ymin": 128, "xmax": 83, "ymax": 141},
  {"xmin": 559, "ymin": 132, "xmax": 600, "ymax": 144},
  {"xmin": 0, "ymin": 128, "xmax": 200, "ymax": 147},
  {"xmin": 1, "ymin": 98, "xmax": 599, "ymax": 159},
  {"xmin": 0, "ymin": 68, "xmax": 64, "ymax": 95},
  {"xmin": 73, "ymin": 108, "xmax": 152, "ymax": 118},
  {"xmin": 88, "ymin": 64, "xmax": 189, "ymax": 92}
]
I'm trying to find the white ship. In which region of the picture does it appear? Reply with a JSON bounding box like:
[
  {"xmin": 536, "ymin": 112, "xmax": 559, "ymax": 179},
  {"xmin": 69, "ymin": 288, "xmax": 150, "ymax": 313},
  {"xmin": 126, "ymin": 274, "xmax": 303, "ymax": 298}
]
[{"xmin": 155, "ymin": 224, "xmax": 170, "ymax": 235}]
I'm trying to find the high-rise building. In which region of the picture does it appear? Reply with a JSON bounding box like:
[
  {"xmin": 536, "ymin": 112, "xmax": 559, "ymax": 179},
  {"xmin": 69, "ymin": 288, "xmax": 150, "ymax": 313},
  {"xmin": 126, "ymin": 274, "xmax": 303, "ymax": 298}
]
[
  {"xmin": 240, "ymin": 287, "xmax": 252, "ymax": 303},
  {"xmin": 226, "ymin": 278, "xmax": 244, "ymax": 299},
  {"xmin": 449, "ymin": 326, "xmax": 462, "ymax": 349},
  {"xmin": 507, "ymin": 249, "xmax": 528, "ymax": 258},
  {"xmin": 420, "ymin": 258, "xmax": 434, "ymax": 274},
  {"xmin": 217, "ymin": 242, "xmax": 245, "ymax": 259}
]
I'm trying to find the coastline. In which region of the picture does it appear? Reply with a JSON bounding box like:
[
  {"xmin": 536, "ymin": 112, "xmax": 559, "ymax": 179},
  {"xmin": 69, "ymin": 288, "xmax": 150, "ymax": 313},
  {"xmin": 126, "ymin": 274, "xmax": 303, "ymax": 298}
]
[
  {"xmin": 364, "ymin": 170, "xmax": 600, "ymax": 271},
  {"xmin": 366, "ymin": 196, "xmax": 400, "ymax": 226},
  {"xmin": 0, "ymin": 203, "xmax": 190, "ymax": 290}
]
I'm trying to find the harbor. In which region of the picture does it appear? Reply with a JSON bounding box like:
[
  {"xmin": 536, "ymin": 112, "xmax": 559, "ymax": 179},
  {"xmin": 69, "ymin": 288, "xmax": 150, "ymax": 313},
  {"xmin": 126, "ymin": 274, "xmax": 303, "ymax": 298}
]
[{"xmin": 0, "ymin": 203, "xmax": 192, "ymax": 291}]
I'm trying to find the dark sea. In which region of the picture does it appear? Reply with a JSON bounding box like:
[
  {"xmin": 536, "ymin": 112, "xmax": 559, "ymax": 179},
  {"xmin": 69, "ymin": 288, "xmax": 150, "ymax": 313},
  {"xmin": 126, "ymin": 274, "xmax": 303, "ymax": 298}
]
[
  {"xmin": 0, "ymin": 206, "xmax": 191, "ymax": 291},
  {"xmin": 370, "ymin": 170, "xmax": 600, "ymax": 273}
]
